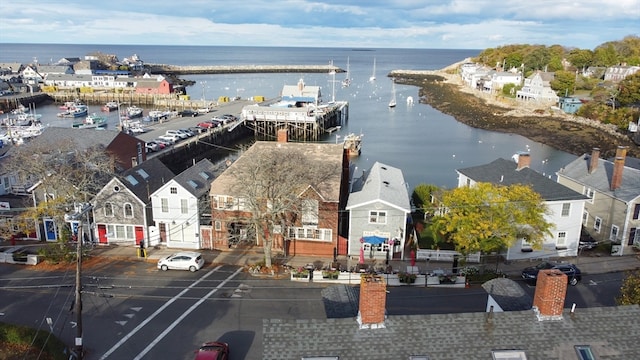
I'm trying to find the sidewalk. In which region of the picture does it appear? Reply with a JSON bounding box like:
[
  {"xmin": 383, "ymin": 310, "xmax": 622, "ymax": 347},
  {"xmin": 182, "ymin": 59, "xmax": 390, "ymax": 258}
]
[
  {"xmin": 3, "ymin": 240, "xmax": 639, "ymax": 277},
  {"xmin": 90, "ymin": 243, "xmax": 640, "ymax": 278}
]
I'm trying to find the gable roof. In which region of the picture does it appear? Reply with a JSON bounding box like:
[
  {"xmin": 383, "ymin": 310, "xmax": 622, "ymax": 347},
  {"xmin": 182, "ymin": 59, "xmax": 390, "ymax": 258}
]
[
  {"xmin": 171, "ymin": 159, "xmax": 216, "ymax": 198},
  {"xmin": 210, "ymin": 141, "xmax": 343, "ymax": 202},
  {"xmin": 346, "ymin": 161, "xmax": 411, "ymax": 212},
  {"xmin": 263, "ymin": 305, "xmax": 640, "ymax": 360},
  {"xmin": 457, "ymin": 158, "xmax": 587, "ymax": 202},
  {"xmin": 119, "ymin": 157, "xmax": 174, "ymax": 201},
  {"xmin": 558, "ymin": 153, "xmax": 640, "ymax": 202},
  {"xmin": 8, "ymin": 127, "xmax": 118, "ymax": 153}
]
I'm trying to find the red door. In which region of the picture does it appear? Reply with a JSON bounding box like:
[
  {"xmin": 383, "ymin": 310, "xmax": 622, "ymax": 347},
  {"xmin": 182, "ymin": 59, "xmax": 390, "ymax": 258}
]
[
  {"xmin": 135, "ymin": 226, "xmax": 144, "ymax": 245},
  {"xmin": 97, "ymin": 224, "xmax": 108, "ymax": 244}
]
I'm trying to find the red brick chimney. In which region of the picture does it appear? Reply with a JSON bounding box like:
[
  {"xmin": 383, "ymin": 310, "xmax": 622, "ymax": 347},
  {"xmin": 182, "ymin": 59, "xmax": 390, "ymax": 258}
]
[
  {"xmin": 610, "ymin": 146, "xmax": 627, "ymax": 191},
  {"xmin": 588, "ymin": 148, "xmax": 600, "ymax": 174},
  {"xmin": 357, "ymin": 274, "xmax": 386, "ymax": 329},
  {"xmin": 516, "ymin": 152, "xmax": 531, "ymax": 170},
  {"xmin": 277, "ymin": 128, "xmax": 288, "ymax": 143},
  {"xmin": 532, "ymin": 269, "xmax": 567, "ymax": 320}
]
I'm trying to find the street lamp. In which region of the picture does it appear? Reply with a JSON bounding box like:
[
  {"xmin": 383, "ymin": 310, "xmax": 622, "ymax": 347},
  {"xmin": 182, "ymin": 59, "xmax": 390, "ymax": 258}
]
[{"xmin": 64, "ymin": 202, "xmax": 93, "ymax": 360}]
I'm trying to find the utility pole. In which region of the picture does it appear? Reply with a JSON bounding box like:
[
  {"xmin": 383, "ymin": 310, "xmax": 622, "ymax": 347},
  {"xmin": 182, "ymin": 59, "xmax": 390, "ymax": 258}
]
[{"xmin": 65, "ymin": 203, "xmax": 93, "ymax": 360}]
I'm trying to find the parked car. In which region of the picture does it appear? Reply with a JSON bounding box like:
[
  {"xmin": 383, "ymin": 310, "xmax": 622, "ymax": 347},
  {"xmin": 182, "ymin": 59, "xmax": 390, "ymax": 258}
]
[
  {"xmin": 196, "ymin": 107, "xmax": 213, "ymax": 114},
  {"xmin": 154, "ymin": 138, "xmax": 172, "ymax": 148},
  {"xmin": 166, "ymin": 129, "xmax": 189, "ymax": 140},
  {"xmin": 158, "ymin": 133, "xmax": 180, "ymax": 144},
  {"xmin": 179, "ymin": 109, "xmax": 199, "ymax": 117},
  {"xmin": 189, "ymin": 126, "xmax": 207, "ymax": 134},
  {"xmin": 157, "ymin": 252, "xmax": 205, "ymax": 272},
  {"xmin": 521, "ymin": 261, "xmax": 582, "ymax": 286},
  {"xmin": 193, "ymin": 341, "xmax": 229, "ymax": 360},
  {"xmin": 197, "ymin": 120, "xmax": 220, "ymax": 129},
  {"xmin": 177, "ymin": 128, "xmax": 195, "ymax": 137},
  {"xmin": 145, "ymin": 142, "xmax": 160, "ymax": 152}
]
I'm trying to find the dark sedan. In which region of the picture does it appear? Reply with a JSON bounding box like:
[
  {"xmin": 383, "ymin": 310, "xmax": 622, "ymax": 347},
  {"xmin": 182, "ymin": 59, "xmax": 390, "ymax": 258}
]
[{"xmin": 521, "ymin": 261, "xmax": 582, "ymax": 286}]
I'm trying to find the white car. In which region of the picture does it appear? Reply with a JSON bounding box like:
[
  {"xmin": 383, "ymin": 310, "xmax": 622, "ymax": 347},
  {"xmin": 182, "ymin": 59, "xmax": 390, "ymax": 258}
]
[
  {"xmin": 157, "ymin": 252, "xmax": 205, "ymax": 272},
  {"xmin": 165, "ymin": 129, "xmax": 189, "ymax": 139},
  {"xmin": 158, "ymin": 134, "xmax": 179, "ymax": 144}
]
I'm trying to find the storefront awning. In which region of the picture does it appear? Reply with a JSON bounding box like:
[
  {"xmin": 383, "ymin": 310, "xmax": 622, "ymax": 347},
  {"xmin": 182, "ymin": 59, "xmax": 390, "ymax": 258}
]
[{"xmin": 362, "ymin": 235, "xmax": 388, "ymax": 245}]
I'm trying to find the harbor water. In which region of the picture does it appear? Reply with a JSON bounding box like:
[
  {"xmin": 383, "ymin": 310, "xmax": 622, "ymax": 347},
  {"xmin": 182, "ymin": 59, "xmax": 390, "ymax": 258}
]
[{"xmin": 1, "ymin": 44, "xmax": 577, "ymax": 189}]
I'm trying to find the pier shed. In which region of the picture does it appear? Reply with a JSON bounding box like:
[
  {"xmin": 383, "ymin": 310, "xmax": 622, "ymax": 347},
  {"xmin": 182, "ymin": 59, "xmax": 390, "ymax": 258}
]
[{"xmin": 241, "ymin": 79, "xmax": 348, "ymax": 141}]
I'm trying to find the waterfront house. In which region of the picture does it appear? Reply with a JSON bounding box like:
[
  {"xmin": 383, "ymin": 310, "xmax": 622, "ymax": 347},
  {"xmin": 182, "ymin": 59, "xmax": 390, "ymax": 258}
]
[
  {"xmin": 345, "ymin": 162, "xmax": 411, "ymax": 263},
  {"xmin": 0, "ymin": 62, "xmax": 24, "ymax": 75},
  {"xmin": 150, "ymin": 159, "xmax": 216, "ymax": 249},
  {"xmin": 516, "ymin": 71, "xmax": 559, "ymax": 103},
  {"xmin": 208, "ymin": 129, "xmax": 347, "ymax": 257},
  {"xmin": 456, "ymin": 153, "xmax": 587, "ymax": 260},
  {"xmin": 134, "ymin": 78, "xmax": 173, "ymax": 95},
  {"xmin": 604, "ymin": 65, "xmax": 640, "ymax": 82},
  {"xmin": 479, "ymin": 70, "xmax": 522, "ymax": 93},
  {"xmin": 558, "ymin": 96, "xmax": 584, "ymax": 114},
  {"xmin": 20, "ymin": 65, "xmax": 43, "ymax": 83},
  {"xmin": 37, "ymin": 65, "xmax": 74, "ymax": 77},
  {"xmin": 557, "ymin": 147, "xmax": 640, "ymax": 255},
  {"xmin": 92, "ymin": 157, "xmax": 174, "ymax": 246},
  {"xmin": 105, "ymin": 131, "xmax": 147, "ymax": 171}
]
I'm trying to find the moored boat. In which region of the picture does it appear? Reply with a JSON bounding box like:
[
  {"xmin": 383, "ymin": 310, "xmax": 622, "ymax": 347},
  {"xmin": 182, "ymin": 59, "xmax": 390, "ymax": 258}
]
[
  {"xmin": 343, "ymin": 133, "xmax": 363, "ymax": 157},
  {"xmin": 101, "ymin": 101, "xmax": 119, "ymax": 112},
  {"xmin": 58, "ymin": 104, "xmax": 88, "ymax": 118},
  {"xmin": 72, "ymin": 113, "xmax": 108, "ymax": 129},
  {"xmin": 124, "ymin": 106, "xmax": 144, "ymax": 119}
]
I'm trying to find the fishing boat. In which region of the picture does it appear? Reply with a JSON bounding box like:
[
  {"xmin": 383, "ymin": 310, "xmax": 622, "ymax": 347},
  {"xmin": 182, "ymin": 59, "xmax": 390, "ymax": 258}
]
[
  {"xmin": 369, "ymin": 58, "xmax": 376, "ymax": 82},
  {"xmin": 342, "ymin": 57, "xmax": 351, "ymax": 87},
  {"xmin": 57, "ymin": 104, "xmax": 88, "ymax": 118},
  {"xmin": 72, "ymin": 113, "xmax": 108, "ymax": 129},
  {"xmin": 343, "ymin": 133, "xmax": 363, "ymax": 157},
  {"xmin": 101, "ymin": 101, "xmax": 119, "ymax": 112},
  {"xmin": 388, "ymin": 80, "xmax": 397, "ymax": 108},
  {"xmin": 124, "ymin": 106, "xmax": 144, "ymax": 119}
]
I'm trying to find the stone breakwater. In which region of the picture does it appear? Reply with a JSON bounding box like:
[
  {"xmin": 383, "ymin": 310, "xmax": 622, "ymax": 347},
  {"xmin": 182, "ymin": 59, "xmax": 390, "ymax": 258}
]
[
  {"xmin": 390, "ymin": 69, "xmax": 640, "ymax": 159},
  {"xmin": 146, "ymin": 64, "xmax": 343, "ymax": 75}
]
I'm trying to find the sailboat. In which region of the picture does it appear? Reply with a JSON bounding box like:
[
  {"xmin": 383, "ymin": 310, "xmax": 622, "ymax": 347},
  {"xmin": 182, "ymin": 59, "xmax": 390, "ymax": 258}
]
[
  {"xmin": 388, "ymin": 80, "xmax": 397, "ymax": 108},
  {"xmin": 342, "ymin": 57, "xmax": 351, "ymax": 87},
  {"xmin": 369, "ymin": 57, "xmax": 376, "ymax": 82}
]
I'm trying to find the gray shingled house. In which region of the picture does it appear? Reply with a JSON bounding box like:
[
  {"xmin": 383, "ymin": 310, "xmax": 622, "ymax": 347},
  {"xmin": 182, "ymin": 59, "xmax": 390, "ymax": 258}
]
[
  {"xmin": 557, "ymin": 147, "xmax": 640, "ymax": 256},
  {"xmin": 346, "ymin": 162, "xmax": 411, "ymax": 264},
  {"xmin": 456, "ymin": 153, "xmax": 588, "ymax": 260}
]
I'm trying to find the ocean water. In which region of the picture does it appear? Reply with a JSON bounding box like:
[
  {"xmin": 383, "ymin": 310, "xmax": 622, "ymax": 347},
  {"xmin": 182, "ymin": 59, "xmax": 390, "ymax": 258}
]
[{"xmin": 0, "ymin": 44, "xmax": 576, "ymax": 189}]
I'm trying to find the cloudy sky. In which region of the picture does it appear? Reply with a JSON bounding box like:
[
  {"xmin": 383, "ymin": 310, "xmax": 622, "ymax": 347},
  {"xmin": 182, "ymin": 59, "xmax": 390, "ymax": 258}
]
[{"xmin": 1, "ymin": 0, "xmax": 638, "ymax": 50}]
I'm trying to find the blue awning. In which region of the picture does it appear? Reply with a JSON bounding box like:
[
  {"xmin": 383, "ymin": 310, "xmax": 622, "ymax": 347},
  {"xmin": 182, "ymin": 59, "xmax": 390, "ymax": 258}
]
[{"xmin": 363, "ymin": 235, "xmax": 387, "ymax": 245}]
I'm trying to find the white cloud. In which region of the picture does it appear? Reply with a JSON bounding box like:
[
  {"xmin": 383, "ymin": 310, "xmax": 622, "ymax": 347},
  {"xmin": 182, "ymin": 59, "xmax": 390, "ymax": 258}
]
[{"xmin": 0, "ymin": 0, "xmax": 638, "ymax": 49}]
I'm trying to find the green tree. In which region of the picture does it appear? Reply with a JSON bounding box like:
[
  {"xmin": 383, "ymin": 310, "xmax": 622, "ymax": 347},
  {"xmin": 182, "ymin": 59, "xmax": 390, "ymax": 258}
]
[
  {"xmin": 430, "ymin": 183, "xmax": 552, "ymax": 256},
  {"xmin": 412, "ymin": 183, "xmax": 439, "ymax": 214},
  {"xmin": 524, "ymin": 46, "xmax": 551, "ymax": 72},
  {"xmin": 550, "ymin": 70, "xmax": 577, "ymax": 96},
  {"xmin": 618, "ymin": 72, "xmax": 640, "ymax": 106},
  {"xmin": 593, "ymin": 43, "xmax": 619, "ymax": 66},
  {"xmin": 616, "ymin": 269, "xmax": 640, "ymax": 305},
  {"xmin": 567, "ymin": 49, "xmax": 594, "ymax": 70}
]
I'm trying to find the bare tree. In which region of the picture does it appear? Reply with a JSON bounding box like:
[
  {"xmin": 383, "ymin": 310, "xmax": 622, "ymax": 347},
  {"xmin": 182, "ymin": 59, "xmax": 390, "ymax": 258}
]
[
  {"xmin": 225, "ymin": 145, "xmax": 341, "ymax": 268},
  {"xmin": 1, "ymin": 139, "xmax": 115, "ymax": 240}
]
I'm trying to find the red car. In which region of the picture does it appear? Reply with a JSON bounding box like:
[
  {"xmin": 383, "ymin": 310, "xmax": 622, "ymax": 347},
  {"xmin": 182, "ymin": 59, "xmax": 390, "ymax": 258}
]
[
  {"xmin": 197, "ymin": 121, "xmax": 218, "ymax": 129},
  {"xmin": 194, "ymin": 341, "xmax": 229, "ymax": 360}
]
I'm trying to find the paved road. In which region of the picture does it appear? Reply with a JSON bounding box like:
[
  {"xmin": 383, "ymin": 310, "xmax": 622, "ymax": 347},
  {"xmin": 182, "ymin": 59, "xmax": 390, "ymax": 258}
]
[{"xmin": 0, "ymin": 258, "xmax": 626, "ymax": 360}]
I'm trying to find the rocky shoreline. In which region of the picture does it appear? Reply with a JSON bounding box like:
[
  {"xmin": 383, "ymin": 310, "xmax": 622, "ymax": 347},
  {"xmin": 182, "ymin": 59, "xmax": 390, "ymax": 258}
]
[{"xmin": 393, "ymin": 71, "xmax": 640, "ymax": 159}]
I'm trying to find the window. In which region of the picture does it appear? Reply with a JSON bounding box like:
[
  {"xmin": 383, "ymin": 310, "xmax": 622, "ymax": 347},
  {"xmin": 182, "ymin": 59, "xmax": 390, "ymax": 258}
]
[
  {"xmin": 301, "ymin": 199, "xmax": 318, "ymax": 226},
  {"xmin": 556, "ymin": 231, "xmax": 567, "ymax": 248},
  {"xmin": 214, "ymin": 220, "xmax": 222, "ymax": 231},
  {"xmin": 575, "ymin": 345, "xmax": 595, "ymax": 360},
  {"xmin": 492, "ymin": 350, "xmax": 527, "ymax": 360},
  {"xmin": 170, "ymin": 187, "xmax": 177, "ymax": 194},
  {"xmin": 104, "ymin": 202, "xmax": 114, "ymax": 217},
  {"xmin": 594, "ymin": 217, "xmax": 602, "ymax": 233},
  {"xmin": 561, "ymin": 203, "xmax": 570, "ymax": 217},
  {"xmin": 287, "ymin": 227, "xmax": 332, "ymax": 241},
  {"xmin": 610, "ymin": 225, "xmax": 619, "ymax": 241},
  {"xmin": 161, "ymin": 198, "xmax": 169, "ymax": 213},
  {"xmin": 584, "ymin": 187, "xmax": 595, "ymax": 203},
  {"xmin": 630, "ymin": 228, "xmax": 639, "ymax": 246},
  {"xmin": 369, "ymin": 210, "xmax": 387, "ymax": 224},
  {"xmin": 633, "ymin": 203, "xmax": 640, "ymax": 220},
  {"xmin": 582, "ymin": 211, "xmax": 589, "ymax": 226},
  {"xmin": 180, "ymin": 199, "xmax": 188, "ymax": 214},
  {"xmin": 115, "ymin": 225, "xmax": 125, "ymax": 238},
  {"xmin": 124, "ymin": 203, "xmax": 133, "ymax": 218}
]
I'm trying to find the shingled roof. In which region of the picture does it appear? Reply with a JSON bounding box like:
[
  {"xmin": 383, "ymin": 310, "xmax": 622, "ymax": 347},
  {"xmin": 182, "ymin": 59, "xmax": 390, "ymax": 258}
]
[
  {"xmin": 347, "ymin": 161, "xmax": 411, "ymax": 213},
  {"xmin": 457, "ymin": 158, "xmax": 586, "ymax": 202},
  {"xmin": 263, "ymin": 305, "xmax": 640, "ymax": 360},
  {"xmin": 119, "ymin": 157, "xmax": 174, "ymax": 201}
]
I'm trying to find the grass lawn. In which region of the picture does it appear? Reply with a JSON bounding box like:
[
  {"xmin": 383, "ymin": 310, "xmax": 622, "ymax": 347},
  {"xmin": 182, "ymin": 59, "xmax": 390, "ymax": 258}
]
[{"xmin": 0, "ymin": 322, "xmax": 68, "ymax": 360}]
